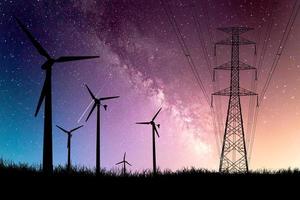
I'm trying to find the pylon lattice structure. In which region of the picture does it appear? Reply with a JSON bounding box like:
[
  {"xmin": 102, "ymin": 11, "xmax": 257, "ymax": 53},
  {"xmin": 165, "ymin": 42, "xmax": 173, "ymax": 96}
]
[{"xmin": 212, "ymin": 27, "xmax": 258, "ymax": 173}]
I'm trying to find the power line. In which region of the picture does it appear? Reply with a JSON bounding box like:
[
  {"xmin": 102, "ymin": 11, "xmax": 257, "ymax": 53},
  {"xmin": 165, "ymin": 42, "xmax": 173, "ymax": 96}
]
[
  {"xmin": 249, "ymin": 0, "xmax": 300, "ymax": 162},
  {"xmin": 247, "ymin": 0, "xmax": 275, "ymax": 161},
  {"xmin": 201, "ymin": 0, "xmax": 227, "ymax": 149},
  {"xmin": 259, "ymin": 0, "xmax": 299, "ymax": 104},
  {"xmin": 161, "ymin": 0, "xmax": 221, "ymax": 155},
  {"xmin": 161, "ymin": 0, "xmax": 211, "ymax": 106},
  {"xmin": 191, "ymin": 4, "xmax": 212, "ymax": 75},
  {"xmin": 186, "ymin": 0, "xmax": 224, "ymax": 154},
  {"xmin": 246, "ymin": 0, "xmax": 264, "ymax": 150},
  {"xmin": 189, "ymin": 2, "xmax": 222, "ymax": 153},
  {"xmin": 191, "ymin": 0, "xmax": 224, "ymax": 149},
  {"xmin": 248, "ymin": 4, "xmax": 275, "ymax": 162}
]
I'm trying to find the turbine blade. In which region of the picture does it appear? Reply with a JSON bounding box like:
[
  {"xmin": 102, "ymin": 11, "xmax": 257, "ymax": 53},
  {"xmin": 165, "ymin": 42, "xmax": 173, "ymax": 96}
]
[
  {"xmin": 152, "ymin": 107, "xmax": 162, "ymax": 121},
  {"xmin": 115, "ymin": 161, "xmax": 123, "ymax": 165},
  {"xmin": 15, "ymin": 17, "xmax": 51, "ymax": 59},
  {"xmin": 154, "ymin": 126, "xmax": 160, "ymax": 138},
  {"xmin": 125, "ymin": 161, "xmax": 132, "ymax": 166},
  {"xmin": 100, "ymin": 96, "xmax": 120, "ymax": 101},
  {"xmin": 56, "ymin": 56, "xmax": 99, "ymax": 63},
  {"xmin": 136, "ymin": 122, "xmax": 150, "ymax": 125},
  {"xmin": 85, "ymin": 84, "xmax": 96, "ymax": 100},
  {"xmin": 56, "ymin": 125, "xmax": 68, "ymax": 133},
  {"xmin": 34, "ymin": 81, "xmax": 47, "ymax": 117},
  {"xmin": 86, "ymin": 103, "xmax": 96, "ymax": 122},
  {"xmin": 70, "ymin": 125, "xmax": 84, "ymax": 133},
  {"xmin": 123, "ymin": 152, "xmax": 126, "ymax": 161}
]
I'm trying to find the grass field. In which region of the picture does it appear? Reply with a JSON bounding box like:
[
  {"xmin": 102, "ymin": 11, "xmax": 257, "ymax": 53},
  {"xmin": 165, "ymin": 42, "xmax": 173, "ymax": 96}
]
[
  {"xmin": 0, "ymin": 159, "xmax": 298, "ymax": 195},
  {"xmin": 1, "ymin": 159, "xmax": 300, "ymax": 178}
]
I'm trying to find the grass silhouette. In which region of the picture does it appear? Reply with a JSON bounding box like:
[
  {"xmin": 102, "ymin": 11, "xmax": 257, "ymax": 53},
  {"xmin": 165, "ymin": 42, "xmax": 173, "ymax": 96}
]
[{"xmin": 1, "ymin": 159, "xmax": 300, "ymax": 178}]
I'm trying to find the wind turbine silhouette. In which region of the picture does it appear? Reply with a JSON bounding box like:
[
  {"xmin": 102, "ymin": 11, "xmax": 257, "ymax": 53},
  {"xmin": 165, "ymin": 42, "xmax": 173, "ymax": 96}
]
[
  {"xmin": 115, "ymin": 152, "xmax": 132, "ymax": 175},
  {"xmin": 15, "ymin": 17, "xmax": 99, "ymax": 174},
  {"xmin": 56, "ymin": 125, "xmax": 83, "ymax": 172},
  {"xmin": 136, "ymin": 108, "xmax": 162, "ymax": 175},
  {"xmin": 85, "ymin": 84, "xmax": 120, "ymax": 175}
]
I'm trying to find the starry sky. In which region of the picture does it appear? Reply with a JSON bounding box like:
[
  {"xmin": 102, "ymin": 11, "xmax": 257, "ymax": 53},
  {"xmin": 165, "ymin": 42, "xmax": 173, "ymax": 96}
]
[{"xmin": 0, "ymin": 0, "xmax": 300, "ymax": 171}]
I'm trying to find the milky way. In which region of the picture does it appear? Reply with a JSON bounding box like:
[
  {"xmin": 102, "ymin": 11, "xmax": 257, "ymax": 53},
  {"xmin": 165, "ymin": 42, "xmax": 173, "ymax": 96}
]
[{"xmin": 0, "ymin": 0, "xmax": 299, "ymax": 171}]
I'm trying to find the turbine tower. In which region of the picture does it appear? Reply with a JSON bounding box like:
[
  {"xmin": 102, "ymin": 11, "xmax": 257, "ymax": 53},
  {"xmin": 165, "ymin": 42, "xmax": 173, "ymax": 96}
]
[
  {"xmin": 15, "ymin": 17, "xmax": 99, "ymax": 174},
  {"xmin": 85, "ymin": 84, "xmax": 120, "ymax": 175},
  {"xmin": 115, "ymin": 152, "xmax": 132, "ymax": 175},
  {"xmin": 212, "ymin": 27, "xmax": 258, "ymax": 173},
  {"xmin": 136, "ymin": 108, "xmax": 162, "ymax": 175},
  {"xmin": 56, "ymin": 125, "xmax": 84, "ymax": 172}
]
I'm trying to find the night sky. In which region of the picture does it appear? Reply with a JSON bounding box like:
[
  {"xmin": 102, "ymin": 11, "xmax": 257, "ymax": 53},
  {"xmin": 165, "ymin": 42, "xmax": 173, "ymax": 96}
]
[{"xmin": 0, "ymin": 0, "xmax": 300, "ymax": 171}]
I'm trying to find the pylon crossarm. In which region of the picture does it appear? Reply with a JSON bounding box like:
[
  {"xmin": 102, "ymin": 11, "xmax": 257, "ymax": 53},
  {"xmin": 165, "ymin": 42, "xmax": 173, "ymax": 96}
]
[
  {"xmin": 238, "ymin": 87, "xmax": 257, "ymax": 96},
  {"xmin": 212, "ymin": 87, "xmax": 231, "ymax": 96},
  {"xmin": 212, "ymin": 87, "xmax": 257, "ymax": 96},
  {"xmin": 236, "ymin": 61, "xmax": 256, "ymax": 70},
  {"xmin": 215, "ymin": 37, "xmax": 255, "ymax": 46},
  {"xmin": 215, "ymin": 37, "xmax": 233, "ymax": 45},
  {"xmin": 214, "ymin": 61, "xmax": 257, "ymax": 71},
  {"xmin": 238, "ymin": 37, "xmax": 256, "ymax": 45},
  {"xmin": 217, "ymin": 27, "xmax": 254, "ymax": 34},
  {"xmin": 214, "ymin": 61, "xmax": 231, "ymax": 70}
]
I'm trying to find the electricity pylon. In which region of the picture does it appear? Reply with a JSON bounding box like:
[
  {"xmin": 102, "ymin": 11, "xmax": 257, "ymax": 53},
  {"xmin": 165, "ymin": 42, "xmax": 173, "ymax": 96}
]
[{"xmin": 212, "ymin": 27, "xmax": 258, "ymax": 173}]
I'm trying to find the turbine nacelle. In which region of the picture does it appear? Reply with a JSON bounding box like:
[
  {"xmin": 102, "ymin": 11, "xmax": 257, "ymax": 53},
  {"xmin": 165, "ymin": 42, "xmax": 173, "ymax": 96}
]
[
  {"xmin": 115, "ymin": 152, "xmax": 132, "ymax": 167},
  {"xmin": 96, "ymin": 102, "xmax": 108, "ymax": 110},
  {"xmin": 56, "ymin": 125, "xmax": 84, "ymax": 148},
  {"xmin": 56, "ymin": 125, "xmax": 84, "ymax": 135},
  {"xmin": 41, "ymin": 59, "xmax": 55, "ymax": 70},
  {"xmin": 136, "ymin": 107, "xmax": 162, "ymax": 138},
  {"xmin": 85, "ymin": 84, "xmax": 119, "ymax": 122},
  {"xmin": 90, "ymin": 97, "xmax": 108, "ymax": 111},
  {"xmin": 95, "ymin": 99, "xmax": 100, "ymax": 105}
]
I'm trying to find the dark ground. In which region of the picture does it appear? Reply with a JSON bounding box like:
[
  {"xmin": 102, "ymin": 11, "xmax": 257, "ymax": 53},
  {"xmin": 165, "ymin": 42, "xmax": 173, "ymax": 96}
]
[{"xmin": 0, "ymin": 161, "xmax": 297, "ymax": 197}]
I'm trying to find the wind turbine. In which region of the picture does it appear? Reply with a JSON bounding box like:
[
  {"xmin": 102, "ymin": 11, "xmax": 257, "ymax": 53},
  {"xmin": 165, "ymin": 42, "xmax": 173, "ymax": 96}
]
[
  {"xmin": 136, "ymin": 108, "xmax": 162, "ymax": 175},
  {"xmin": 15, "ymin": 17, "xmax": 99, "ymax": 174},
  {"xmin": 85, "ymin": 84, "xmax": 120, "ymax": 175},
  {"xmin": 115, "ymin": 152, "xmax": 132, "ymax": 175},
  {"xmin": 56, "ymin": 125, "xmax": 84, "ymax": 172}
]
